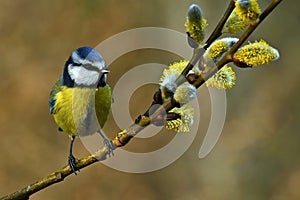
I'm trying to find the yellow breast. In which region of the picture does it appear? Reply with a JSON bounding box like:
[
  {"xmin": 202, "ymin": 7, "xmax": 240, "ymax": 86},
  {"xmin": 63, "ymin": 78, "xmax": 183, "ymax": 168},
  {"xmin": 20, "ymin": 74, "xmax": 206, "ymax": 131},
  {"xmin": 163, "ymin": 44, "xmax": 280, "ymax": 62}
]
[{"xmin": 53, "ymin": 86, "xmax": 111, "ymax": 136}]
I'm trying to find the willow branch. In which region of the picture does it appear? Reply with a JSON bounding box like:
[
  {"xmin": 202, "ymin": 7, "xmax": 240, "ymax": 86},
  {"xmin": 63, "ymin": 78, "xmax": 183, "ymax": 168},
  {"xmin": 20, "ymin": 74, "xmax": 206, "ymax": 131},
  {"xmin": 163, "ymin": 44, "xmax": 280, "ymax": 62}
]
[
  {"xmin": 0, "ymin": 1, "xmax": 283, "ymax": 199},
  {"xmin": 176, "ymin": 0, "xmax": 235, "ymax": 85},
  {"xmin": 205, "ymin": 0, "xmax": 236, "ymax": 47},
  {"xmin": 192, "ymin": 0, "xmax": 283, "ymax": 88}
]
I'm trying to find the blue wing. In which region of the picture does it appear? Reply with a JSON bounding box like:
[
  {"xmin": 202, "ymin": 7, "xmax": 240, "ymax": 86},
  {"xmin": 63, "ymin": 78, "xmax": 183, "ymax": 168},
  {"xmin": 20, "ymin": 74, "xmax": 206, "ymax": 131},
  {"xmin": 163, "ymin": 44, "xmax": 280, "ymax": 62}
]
[{"xmin": 49, "ymin": 76, "xmax": 63, "ymax": 114}]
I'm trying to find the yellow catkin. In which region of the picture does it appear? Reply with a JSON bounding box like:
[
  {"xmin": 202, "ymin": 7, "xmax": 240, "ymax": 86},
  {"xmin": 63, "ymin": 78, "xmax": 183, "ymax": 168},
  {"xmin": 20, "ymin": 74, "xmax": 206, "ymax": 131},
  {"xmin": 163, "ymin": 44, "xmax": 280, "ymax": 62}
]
[
  {"xmin": 165, "ymin": 118, "xmax": 182, "ymax": 132},
  {"xmin": 222, "ymin": 11, "xmax": 249, "ymax": 34},
  {"xmin": 160, "ymin": 60, "xmax": 188, "ymax": 82},
  {"xmin": 174, "ymin": 82, "xmax": 197, "ymax": 104},
  {"xmin": 206, "ymin": 65, "xmax": 236, "ymax": 89},
  {"xmin": 207, "ymin": 40, "xmax": 230, "ymax": 60},
  {"xmin": 165, "ymin": 105, "xmax": 194, "ymax": 133},
  {"xmin": 185, "ymin": 18, "xmax": 208, "ymax": 44},
  {"xmin": 235, "ymin": 0, "xmax": 261, "ymax": 22},
  {"xmin": 234, "ymin": 40, "xmax": 280, "ymax": 66},
  {"xmin": 203, "ymin": 37, "xmax": 238, "ymax": 72}
]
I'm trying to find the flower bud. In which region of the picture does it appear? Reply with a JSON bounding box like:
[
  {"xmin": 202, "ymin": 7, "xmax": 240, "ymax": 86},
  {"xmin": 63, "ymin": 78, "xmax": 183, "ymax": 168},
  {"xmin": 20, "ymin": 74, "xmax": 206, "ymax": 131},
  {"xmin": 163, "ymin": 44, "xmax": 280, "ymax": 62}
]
[
  {"xmin": 188, "ymin": 4, "xmax": 203, "ymax": 23},
  {"xmin": 185, "ymin": 4, "xmax": 207, "ymax": 44}
]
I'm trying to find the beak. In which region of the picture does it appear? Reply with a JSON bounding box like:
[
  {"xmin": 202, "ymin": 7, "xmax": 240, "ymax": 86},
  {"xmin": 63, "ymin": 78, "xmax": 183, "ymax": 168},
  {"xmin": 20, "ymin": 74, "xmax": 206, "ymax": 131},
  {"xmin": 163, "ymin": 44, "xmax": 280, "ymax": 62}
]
[{"xmin": 101, "ymin": 69, "xmax": 110, "ymax": 74}]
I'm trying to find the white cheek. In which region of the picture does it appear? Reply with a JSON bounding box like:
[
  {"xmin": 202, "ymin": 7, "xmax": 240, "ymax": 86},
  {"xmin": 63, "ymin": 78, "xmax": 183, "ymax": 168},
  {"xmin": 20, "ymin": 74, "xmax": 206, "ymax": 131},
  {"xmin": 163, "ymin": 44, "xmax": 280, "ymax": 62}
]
[{"xmin": 68, "ymin": 66, "xmax": 99, "ymax": 86}]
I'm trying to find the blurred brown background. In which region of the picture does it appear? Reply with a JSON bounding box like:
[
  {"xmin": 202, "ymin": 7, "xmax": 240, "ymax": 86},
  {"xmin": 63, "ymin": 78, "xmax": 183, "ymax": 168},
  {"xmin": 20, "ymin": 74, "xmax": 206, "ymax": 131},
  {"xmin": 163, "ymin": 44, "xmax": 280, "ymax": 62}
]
[{"xmin": 0, "ymin": 0, "xmax": 298, "ymax": 199}]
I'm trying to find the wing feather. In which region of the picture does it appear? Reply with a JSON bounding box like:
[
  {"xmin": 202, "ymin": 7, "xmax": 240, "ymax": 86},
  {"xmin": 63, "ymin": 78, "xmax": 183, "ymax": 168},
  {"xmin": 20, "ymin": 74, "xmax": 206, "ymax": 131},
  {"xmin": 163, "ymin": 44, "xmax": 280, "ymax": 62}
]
[{"xmin": 49, "ymin": 76, "xmax": 63, "ymax": 114}]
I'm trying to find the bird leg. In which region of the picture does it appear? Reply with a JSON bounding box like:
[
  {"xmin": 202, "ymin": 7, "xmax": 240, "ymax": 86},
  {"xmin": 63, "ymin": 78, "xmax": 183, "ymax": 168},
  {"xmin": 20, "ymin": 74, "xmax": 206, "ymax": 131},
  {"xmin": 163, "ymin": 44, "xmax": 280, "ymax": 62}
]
[{"xmin": 68, "ymin": 136, "xmax": 79, "ymax": 175}]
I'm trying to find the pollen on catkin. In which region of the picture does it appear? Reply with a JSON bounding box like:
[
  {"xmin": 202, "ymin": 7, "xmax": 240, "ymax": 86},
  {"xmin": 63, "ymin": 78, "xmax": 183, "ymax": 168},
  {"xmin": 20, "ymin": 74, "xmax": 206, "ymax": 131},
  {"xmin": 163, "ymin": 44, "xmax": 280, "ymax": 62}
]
[
  {"xmin": 174, "ymin": 82, "xmax": 197, "ymax": 104},
  {"xmin": 165, "ymin": 104, "xmax": 194, "ymax": 132},
  {"xmin": 185, "ymin": 4, "xmax": 208, "ymax": 44},
  {"xmin": 205, "ymin": 37, "xmax": 238, "ymax": 61},
  {"xmin": 222, "ymin": 11, "xmax": 249, "ymax": 34},
  {"xmin": 160, "ymin": 60, "xmax": 188, "ymax": 84},
  {"xmin": 159, "ymin": 60, "xmax": 185, "ymax": 97},
  {"xmin": 206, "ymin": 65, "xmax": 236, "ymax": 89},
  {"xmin": 233, "ymin": 40, "xmax": 280, "ymax": 67},
  {"xmin": 235, "ymin": 0, "xmax": 261, "ymax": 22},
  {"xmin": 203, "ymin": 37, "xmax": 238, "ymax": 70}
]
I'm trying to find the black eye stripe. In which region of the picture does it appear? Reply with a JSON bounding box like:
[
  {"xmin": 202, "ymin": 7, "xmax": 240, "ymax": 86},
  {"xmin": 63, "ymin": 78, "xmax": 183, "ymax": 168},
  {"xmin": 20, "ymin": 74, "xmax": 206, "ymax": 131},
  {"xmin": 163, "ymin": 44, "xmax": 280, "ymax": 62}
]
[
  {"xmin": 71, "ymin": 63, "xmax": 100, "ymax": 72},
  {"xmin": 72, "ymin": 63, "xmax": 81, "ymax": 66},
  {"xmin": 82, "ymin": 64, "xmax": 99, "ymax": 72}
]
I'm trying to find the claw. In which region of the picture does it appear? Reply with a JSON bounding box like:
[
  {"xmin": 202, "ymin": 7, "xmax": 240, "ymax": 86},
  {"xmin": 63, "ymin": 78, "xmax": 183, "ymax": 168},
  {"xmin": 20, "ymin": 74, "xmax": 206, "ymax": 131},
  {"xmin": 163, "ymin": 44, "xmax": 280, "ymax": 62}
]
[
  {"xmin": 104, "ymin": 138, "xmax": 115, "ymax": 156},
  {"xmin": 97, "ymin": 130, "xmax": 115, "ymax": 157},
  {"xmin": 68, "ymin": 154, "xmax": 79, "ymax": 175}
]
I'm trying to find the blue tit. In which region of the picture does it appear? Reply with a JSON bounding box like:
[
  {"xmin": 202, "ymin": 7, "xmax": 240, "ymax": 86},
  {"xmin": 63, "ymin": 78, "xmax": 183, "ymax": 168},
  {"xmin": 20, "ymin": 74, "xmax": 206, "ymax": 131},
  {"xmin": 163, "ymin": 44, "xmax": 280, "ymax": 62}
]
[{"xmin": 49, "ymin": 47, "xmax": 112, "ymax": 174}]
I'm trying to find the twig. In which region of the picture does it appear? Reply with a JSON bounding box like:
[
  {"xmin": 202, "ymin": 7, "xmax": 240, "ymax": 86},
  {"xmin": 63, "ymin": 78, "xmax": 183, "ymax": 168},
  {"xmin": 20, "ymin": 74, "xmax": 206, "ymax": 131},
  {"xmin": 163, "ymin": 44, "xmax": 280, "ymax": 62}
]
[
  {"xmin": 205, "ymin": 0, "xmax": 236, "ymax": 47},
  {"xmin": 175, "ymin": 0, "xmax": 235, "ymax": 85},
  {"xmin": 0, "ymin": 0, "xmax": 282, "ymax": 199}
]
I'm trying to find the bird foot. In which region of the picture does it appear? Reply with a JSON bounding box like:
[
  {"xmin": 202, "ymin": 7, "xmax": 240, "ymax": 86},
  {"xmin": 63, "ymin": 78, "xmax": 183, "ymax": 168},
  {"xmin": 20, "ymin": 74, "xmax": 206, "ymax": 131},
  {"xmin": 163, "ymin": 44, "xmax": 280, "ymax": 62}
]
[
  {"xmin": 103, "ymin": 138, "xmax": 115, "ymax": 157},
  {"xmin": 68, "ymin": 154, "xmax": 80, "ymax": 175},
  {"xmin": 97, "ymin": 131, "xmax": 115, "ymax": 157}
]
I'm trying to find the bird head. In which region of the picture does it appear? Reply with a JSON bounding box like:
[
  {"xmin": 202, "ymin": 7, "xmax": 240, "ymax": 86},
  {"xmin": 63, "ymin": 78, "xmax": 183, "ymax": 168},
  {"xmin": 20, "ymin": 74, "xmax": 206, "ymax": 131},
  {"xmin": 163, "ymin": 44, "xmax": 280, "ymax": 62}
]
[{"xmin": 62, "ymin": 47, "xmax": 109, "ymax": 87}]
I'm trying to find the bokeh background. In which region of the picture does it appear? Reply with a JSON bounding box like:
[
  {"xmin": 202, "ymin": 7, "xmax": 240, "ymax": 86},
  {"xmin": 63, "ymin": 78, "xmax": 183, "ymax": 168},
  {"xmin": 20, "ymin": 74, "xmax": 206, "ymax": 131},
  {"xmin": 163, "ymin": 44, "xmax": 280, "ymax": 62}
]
[{"xmin": 0, "ymin": 0, "xmax": 298, "ymax": 199}]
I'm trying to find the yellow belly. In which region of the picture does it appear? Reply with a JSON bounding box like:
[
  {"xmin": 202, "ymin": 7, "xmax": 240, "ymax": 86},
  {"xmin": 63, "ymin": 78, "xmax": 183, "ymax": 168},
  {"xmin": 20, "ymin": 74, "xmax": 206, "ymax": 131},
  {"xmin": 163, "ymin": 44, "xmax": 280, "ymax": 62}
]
[{"xmin": 53, "ymin": 86, "xmax": 111, "ymax": 136}]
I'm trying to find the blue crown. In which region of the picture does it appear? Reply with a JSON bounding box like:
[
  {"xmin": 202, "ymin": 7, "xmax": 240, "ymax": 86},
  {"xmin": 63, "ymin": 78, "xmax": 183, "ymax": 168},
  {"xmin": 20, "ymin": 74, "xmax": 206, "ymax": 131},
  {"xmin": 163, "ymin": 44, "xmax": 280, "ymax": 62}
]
[{"xmin": 75, "ymin": 46, "xmax": 104, "ymax": 62}]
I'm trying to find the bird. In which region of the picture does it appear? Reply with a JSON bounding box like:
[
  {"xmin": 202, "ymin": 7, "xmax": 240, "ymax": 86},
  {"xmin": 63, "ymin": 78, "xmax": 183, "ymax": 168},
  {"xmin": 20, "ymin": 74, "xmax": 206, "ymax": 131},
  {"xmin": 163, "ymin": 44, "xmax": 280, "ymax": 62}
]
[{"xmin": 49, "ymin": 46, "xmax": 113, "ymax": 174}]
